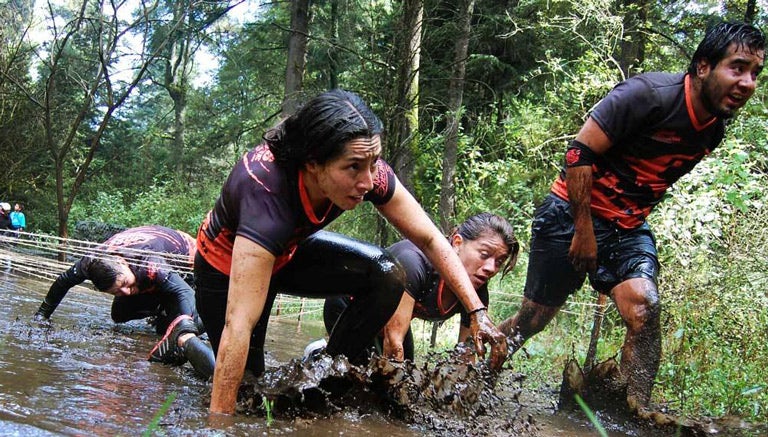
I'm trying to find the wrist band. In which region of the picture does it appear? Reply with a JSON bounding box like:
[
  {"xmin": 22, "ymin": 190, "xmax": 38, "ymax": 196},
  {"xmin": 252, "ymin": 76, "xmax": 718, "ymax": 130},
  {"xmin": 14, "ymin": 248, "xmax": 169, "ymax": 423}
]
[
  {"xmin": 565, "ymin": 139, "xmax": 599, "ymax": 168},
  {"xmin": 468, "ymin": 306, "xmax": 487, "ymax": 316}
]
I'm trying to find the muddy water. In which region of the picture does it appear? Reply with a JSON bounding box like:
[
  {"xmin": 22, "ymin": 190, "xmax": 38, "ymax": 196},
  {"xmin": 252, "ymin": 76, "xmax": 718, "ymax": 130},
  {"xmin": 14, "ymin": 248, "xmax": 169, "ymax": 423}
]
[{"xmin": 0, "ymin": 270, "xmax": 654, "ymax": 436}]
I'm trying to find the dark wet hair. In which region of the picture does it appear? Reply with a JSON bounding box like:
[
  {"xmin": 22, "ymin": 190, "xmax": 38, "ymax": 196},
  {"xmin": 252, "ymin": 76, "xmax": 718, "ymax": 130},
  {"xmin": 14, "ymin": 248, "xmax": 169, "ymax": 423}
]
[
  {"xmin": 688, "ymin": 21, "xmax": 765, "ymax": 75},
  {"xmin": 453, "ymin": 212, "xmax": 519, "ymax": 276},
  {"xmin": 264, "ymin": 89, "xmax": 384, "ymax": 168},
  {"xmin": 86, "ymin": 258, "xmax": 120, "ymax": 292}
]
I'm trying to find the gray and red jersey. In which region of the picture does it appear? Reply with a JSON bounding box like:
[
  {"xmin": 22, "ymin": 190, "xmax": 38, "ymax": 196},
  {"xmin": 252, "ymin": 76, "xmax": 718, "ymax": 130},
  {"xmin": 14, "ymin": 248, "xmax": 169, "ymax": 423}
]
[
  {"xmin": 551, "ymin": 73, "xmax": 726, "ymax": 229},
  {"xmin": 389, "ymin": 240, "xmax": 489, "ymax": 328},
  {"xmin": 80, "ymin": 225, "xmax": 196, "ymax": 294},
  {"xmin": 197, "ymin": 143, "xmax": 397, "ymax": 275}
]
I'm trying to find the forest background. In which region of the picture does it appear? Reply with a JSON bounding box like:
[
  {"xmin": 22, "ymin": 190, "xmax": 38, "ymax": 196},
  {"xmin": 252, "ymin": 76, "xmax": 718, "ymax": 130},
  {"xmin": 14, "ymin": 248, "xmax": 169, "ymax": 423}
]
[{"xmin": 1, "ymin": 0, "xmax": 766, "ymax": 425}]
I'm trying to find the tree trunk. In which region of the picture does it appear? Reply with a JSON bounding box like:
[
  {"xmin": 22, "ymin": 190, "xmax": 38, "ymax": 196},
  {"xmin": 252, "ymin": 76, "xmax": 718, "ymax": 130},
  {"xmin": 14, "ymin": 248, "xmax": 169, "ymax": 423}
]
[
  {"xmin": 378, "ymin": 0, "xmax": 424, "ymax": 246},
  {"xmin": 328, "ymin": 0, "xmax": 340, "ymax": 90},
  {"xmin": 616, "ymin": 0, "xmax": 648, "ymax": 78},
  {"xmin": 164, "ymin": 0, "xmax": 193, "ymax": 175},
  {"xmin": 438, "ymin": 0, "xmax": 475, "ymax": 233},
  {"xmin": 744, "ymin": 0, "xmax": 757, "ymax": 24},
  {"xmin": 282, "ymin": 0, "xmax": 310, "ymax": 117},
  {"xmin": 388, "ymin": 0, "xmax": 423, "ymax": 193}
]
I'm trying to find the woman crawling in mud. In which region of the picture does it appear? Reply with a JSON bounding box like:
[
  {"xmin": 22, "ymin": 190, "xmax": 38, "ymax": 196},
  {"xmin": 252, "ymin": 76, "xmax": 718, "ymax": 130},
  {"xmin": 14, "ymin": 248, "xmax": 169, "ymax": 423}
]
[
  {"xmin": 192, "ymin": 89, "xmax": 508, "ymax": 416},
  {"xmin": 322, "ymin": 212, "xmax": 520, "ymax": 362}
]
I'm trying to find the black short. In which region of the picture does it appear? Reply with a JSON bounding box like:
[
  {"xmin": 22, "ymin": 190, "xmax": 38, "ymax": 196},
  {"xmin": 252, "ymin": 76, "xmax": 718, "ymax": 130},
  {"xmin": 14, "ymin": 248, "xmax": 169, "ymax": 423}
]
[{"xmin": 523, "ymin": 194, "xmax": 659, "ymax": 307}]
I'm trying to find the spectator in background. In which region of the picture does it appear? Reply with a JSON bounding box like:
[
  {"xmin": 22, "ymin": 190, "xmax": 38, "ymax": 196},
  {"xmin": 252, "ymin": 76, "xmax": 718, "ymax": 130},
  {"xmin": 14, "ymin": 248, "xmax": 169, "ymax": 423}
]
[
  {"xmin": 0, "ymin": 203, "xmax": 12, "ymax": 230},
  {"xmin": 10, "ymin": 203, "xmax": 26, "ymax": 233}
]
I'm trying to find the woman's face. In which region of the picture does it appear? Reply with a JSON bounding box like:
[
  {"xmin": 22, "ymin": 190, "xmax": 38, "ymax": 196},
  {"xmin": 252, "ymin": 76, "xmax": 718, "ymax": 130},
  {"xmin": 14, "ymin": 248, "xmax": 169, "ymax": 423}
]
[
  {"xmin": 308, "ymin": 135, "xmax": 382, "ymax": 210},
  {"xmin": 454, "ymin": 232, "xmax": 510, "ymax": 289},
  {"xmin": 102, "ymin": 260, "xmax": 138, "ymax": 297}
]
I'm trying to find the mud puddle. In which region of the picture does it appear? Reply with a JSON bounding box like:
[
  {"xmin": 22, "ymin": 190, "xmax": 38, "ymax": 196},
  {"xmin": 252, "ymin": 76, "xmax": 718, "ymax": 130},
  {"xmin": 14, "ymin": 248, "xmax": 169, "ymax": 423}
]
[{"xmin": 0, "ymin": 267, "xmax": 757, "ymax": 436}]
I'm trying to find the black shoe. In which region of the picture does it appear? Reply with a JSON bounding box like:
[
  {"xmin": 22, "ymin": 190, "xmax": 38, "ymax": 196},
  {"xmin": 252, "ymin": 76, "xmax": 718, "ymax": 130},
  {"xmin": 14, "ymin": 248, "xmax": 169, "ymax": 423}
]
[{"xmin": 147, "ymin": 315, "xmax": 191, "ymax": 365}]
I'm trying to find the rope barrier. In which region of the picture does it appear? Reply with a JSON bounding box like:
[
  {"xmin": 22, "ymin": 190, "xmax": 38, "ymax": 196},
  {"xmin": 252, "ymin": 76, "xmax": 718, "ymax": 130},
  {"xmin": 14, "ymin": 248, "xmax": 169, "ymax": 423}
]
[{"xmin": 0, "ymin": 230, "xmax": 614, "ymax": 318}]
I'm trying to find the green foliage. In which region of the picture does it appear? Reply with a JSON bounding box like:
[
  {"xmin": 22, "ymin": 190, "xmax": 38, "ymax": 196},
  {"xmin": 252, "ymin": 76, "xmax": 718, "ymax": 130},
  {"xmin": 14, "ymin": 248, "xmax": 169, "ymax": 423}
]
[
  {"xmin": 261, "ymin": 397, "xmax": 274, "ymax": 426},
  {"xmin": 649, "ymin": 138, "xmax": 768, "ymax": 421},
  {"xmin": 143, "ymin": 392, "xmax": 177, "ymax": 436},
  {"xmin": 69, "ymin": 180, "xmax": 219, "ymax": 235}
]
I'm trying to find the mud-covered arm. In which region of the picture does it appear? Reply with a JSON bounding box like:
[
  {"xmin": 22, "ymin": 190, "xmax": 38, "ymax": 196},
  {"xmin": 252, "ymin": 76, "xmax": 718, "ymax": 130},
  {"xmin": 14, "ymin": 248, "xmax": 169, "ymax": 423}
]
[
  {"xmin": 567, "ymin": 118, "xmax": 612, "ymax": 273},
  {"xmin": 35, "ymin": 263, "xmax": 87, "ymax": 319},
  {"xmin": 210, "ymin": 236, "xmax": 275, "ymax": 415},
  {"xmin": 382, "ymin": 292, "xmax": 416, "ymax": 361}
]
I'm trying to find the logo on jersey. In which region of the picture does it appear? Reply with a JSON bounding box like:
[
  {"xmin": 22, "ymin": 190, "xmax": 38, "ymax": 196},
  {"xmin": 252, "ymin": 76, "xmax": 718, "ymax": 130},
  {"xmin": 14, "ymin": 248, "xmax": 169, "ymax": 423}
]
[{"xmin": 651, "ymin": 130, "xmax": 683, "ymax": 144}]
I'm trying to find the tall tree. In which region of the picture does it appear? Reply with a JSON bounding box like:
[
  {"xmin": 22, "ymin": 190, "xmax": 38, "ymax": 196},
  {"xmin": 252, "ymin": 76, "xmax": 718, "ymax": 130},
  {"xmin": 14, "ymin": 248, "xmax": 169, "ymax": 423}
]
[
  {"xmin": 0, "ymin": 0, "xmax": 40, "ymax": 202},
  {"xmin": 282, "ymin": 0, "xmax": 311, "ymax": 116},
  {"xmin": 376, "ymin": 0, "xmax": 424, "ymax": 245},
  {"xmin": 438, "ymin": 0, "xmax": 475, "ymax": 232},
  {"xmin": 149, "ymin": 0, "xmax": 240, "ymax": 176},
  {"xmin": 3, "ymin": 0, "xmax": 192, "ymax": 241},
  {"xmin": 616, "ymin": 0, "xmax": 649, "ymax": 77},
  {"xmin": 388, "ymin": 0, "xmax": 424, "ymax": 192}
]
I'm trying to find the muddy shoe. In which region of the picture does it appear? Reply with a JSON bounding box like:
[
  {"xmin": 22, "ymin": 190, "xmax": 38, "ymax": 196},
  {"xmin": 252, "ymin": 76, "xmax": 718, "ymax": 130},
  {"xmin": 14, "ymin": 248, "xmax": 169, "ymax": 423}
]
[{"xmin": 148, "ymin": 315, "xmax": 193, "ymax": 365}]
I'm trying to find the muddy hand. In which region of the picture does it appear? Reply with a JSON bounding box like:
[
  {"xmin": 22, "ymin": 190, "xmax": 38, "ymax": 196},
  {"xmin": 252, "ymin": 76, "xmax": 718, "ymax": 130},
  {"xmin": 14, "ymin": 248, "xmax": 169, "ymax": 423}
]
[
  {"xmin": 568, "ymin": 230, "xmax": 597, "ymax": 273},
  {"xmin": 469, "ymin": 309, "xmax": 508, "ymax": 371}
]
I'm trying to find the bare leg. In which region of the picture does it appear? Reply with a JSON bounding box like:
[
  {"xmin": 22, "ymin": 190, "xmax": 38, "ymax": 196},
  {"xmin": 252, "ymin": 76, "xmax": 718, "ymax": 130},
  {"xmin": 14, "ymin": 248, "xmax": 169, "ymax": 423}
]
[
  {"xmin": 610, "ymin": 277, "xmax": 661, "ymax": 411},
  {"xmin": 499, "ymin": 297, "xmax": 561, "ymax": 353}
]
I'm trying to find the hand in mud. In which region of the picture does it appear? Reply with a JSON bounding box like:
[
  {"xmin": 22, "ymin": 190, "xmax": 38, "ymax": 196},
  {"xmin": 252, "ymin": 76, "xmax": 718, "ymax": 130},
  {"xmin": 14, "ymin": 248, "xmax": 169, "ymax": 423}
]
[
  {"xmin": 469, "ymin": 309, "xmax": 508, "ymax": 371},
  {"xmin": 32, "ymin": 311, "xmax": 51, "ymax": 327},
  {"xmin": 568, "ymin": 229, "xmax": 597, "ymax": 273}
]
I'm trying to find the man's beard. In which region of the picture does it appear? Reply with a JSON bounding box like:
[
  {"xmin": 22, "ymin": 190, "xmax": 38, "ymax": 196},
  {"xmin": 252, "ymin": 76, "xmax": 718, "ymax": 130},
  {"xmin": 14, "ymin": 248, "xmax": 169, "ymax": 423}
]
[{"xmin": 700, "ymin": 75, "xmax": 736, "ymax": 119}]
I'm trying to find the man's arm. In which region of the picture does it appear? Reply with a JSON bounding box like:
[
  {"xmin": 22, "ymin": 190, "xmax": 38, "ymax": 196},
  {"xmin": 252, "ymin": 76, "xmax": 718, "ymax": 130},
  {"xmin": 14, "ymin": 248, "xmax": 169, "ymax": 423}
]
[
  {"xmin": 566, "ymin": 117, "xmax": 613, "ymax": 273},
  {"xmin": 35, "ymin": 262, "xmax": 87, "ymax": 319},
  {"xmin": 155, "ymin": 271, "xmax": 197, "ymax": 319}
]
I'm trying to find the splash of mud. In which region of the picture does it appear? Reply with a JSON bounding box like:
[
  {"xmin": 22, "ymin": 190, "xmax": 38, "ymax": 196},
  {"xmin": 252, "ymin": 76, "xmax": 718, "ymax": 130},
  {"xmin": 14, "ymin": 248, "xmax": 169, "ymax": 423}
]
[{"xmin": 237, "ymin": 344, "xmax": 538, "ymax": 436}]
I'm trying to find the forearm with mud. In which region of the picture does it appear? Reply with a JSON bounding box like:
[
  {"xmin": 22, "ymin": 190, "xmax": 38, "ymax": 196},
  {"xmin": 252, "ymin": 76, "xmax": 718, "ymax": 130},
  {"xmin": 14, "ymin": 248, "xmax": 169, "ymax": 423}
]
[{"xmin": 566, "ymin": 166, "xmax": 595, "ymax": 238}]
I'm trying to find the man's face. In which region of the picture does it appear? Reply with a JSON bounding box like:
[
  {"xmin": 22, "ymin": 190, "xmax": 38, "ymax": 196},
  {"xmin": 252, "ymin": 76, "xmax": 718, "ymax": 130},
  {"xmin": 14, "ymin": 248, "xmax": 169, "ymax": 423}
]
[
  {"xmin": 101, "ymin": 260, "xmax": 138, "ymax": 296},
  {"xmin": 698, "ymin": 43, "xmax": 765, "ymax": 119}
]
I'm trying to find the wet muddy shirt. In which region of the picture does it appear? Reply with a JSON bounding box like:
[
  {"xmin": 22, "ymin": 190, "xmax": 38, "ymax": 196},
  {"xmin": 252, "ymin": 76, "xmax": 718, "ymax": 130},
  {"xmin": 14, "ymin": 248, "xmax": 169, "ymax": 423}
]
[
  {"xmin": 551, "ymin": 72, "xmax": 725, "ymax": 229},
  {"xmin": 389, "ymin": 240, "xmax": 489, "ymax": 328},
  {"xmin": 197, "ymin": 143, "xmax": 397, "ymax": 275},
  {"xmin": 80, "ymin": 225, "xmax": 197, "ymax": 293}
]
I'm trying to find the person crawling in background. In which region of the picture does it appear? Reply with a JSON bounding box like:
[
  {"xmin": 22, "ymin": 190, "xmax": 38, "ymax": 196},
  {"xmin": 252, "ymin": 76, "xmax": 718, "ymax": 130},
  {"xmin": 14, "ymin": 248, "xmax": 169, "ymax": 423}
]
[{"xmin": 34, "ymin": 225, "xmax": 215, "ymax": 378}]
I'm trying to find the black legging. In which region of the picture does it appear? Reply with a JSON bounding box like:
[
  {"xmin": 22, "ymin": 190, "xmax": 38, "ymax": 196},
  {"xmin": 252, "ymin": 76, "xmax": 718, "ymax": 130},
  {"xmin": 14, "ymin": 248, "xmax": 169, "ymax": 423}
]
[
  {"xmin": 194, "ymin": 230, "xmax": 405, "ymax": 375},
  {"xmin": 323, "ymin": 296, "xmax": 415, "ymax": 361},
  {"xmin": 111, "ymin": 272, "xmax": 198, "ymax": 334}
]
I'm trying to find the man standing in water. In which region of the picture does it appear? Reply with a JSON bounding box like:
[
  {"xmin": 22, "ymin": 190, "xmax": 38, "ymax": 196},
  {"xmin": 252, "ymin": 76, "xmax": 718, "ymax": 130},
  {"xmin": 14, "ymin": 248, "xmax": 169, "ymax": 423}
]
[{"xmin": 500, "ymin": 21, "xmax": 764, "ymax": 413}]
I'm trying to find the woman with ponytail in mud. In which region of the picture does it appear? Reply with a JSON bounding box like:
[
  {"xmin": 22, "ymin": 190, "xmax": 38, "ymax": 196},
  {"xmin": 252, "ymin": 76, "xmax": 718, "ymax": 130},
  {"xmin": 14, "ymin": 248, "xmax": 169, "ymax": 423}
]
[
  {"xmin": 194, "ymin": 89, "xmax": 509, "ymax": 416},
  {"xmin": 323, "ymin": 212, "xmax": 519, "ymax": 362}
]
